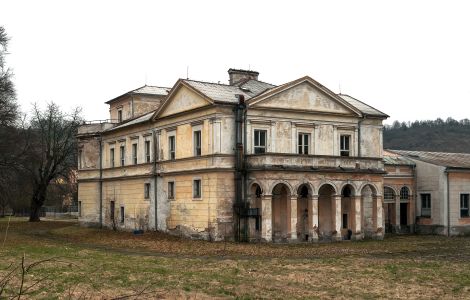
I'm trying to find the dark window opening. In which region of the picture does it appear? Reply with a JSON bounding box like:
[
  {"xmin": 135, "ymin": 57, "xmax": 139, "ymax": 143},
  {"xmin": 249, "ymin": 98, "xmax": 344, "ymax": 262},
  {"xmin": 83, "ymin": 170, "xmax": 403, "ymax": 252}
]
[
  {"xmin": 120, "ymin": 145, "xmax": 125, "ymax": 166},
  {"xmin": 461, "ymin": 194, "xmax": 469, "ymax": 218},
  {"xmin": 145, "ymin": 140, "xmax": 151, "ymax": 163},
  {"xmin": 421, "ymin": 194, "xmax": 431, "ymax": 217},
  {"xmin": 194, "ymin": 130, "xmax": 201, "ymax": 156},
  {"xmin": 342, "ymin": 186, "xmax": 352, "ymax": 198},
  {"xmin": 193, "ymin": 179, "xmax": 201, "ymax": 198},
  {"xmin": 342, "ymin": 213, "xmax": 348, "ymax": 229},
  {"xmin": 169, "ymin": 136, "xmax": 175, "ymax": 160},
  {"xmin": 300, "ymin": 185, "xmax": 309, "ymax": 198},
  {"xmin": 110, "ymin": 201, "xmax": 115, "ymax": 221},
  {"xmin": 168, "ymin": 181, "xmax": 175, "ymax": 200},
  {"xmin": 400, "ymin": 186, "xmax": 410, "ymax": 200},
  {"xmin": 255, "ymin": 185, "xmax": 262, "ymax": 198},
  {"xmin": 132, "ymin": 143, "xmax": 138, "ymax": 165},
  {"xmin": 120, "ymin": 206, "xmax": 125, "ymax": 223},
  {"xmin": 118, "ymin": 110, "xmax": 123, "ymax": 123},
  {"xmin": 144, "ymin": 183, "xmax": 150, "ymax": 199}
]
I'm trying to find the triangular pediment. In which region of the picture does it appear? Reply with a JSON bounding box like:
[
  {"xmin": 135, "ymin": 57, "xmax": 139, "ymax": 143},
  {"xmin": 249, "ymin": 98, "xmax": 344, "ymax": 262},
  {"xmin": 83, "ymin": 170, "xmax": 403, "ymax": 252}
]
[
  {"xmin": 154, "ymin": 82, "xmax": 213, "ymax": 119},
  {"xmin": 249, "ymin": 77, "xmax": 361, "ymax": 116}
]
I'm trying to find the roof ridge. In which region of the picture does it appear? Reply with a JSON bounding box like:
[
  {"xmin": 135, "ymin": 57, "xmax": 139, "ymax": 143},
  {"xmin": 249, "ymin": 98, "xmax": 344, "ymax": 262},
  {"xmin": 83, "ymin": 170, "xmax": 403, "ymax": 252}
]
[
  {"xmin": 392, "ymin": 149, "xmax": 470, "ymax": 156},
  {"xmin": 183, "ymin": 78, "xmax": 233, "ymax": 87}
]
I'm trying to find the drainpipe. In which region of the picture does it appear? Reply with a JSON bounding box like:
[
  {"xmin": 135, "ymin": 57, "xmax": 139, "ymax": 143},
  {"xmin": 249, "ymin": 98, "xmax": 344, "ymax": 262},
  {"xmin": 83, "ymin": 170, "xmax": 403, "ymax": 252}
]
[
  {"xmin": 446, "ymin": 168, "xmax": 450, "ymax": 236},
  {"xmin": 358, "ymin": 116, "xmax": 365, "ymax": 157},
  {"xmin": 152, "ymin": 129, "xmax": 158, "ymax": 231},
  {"xmin": 99, "ymin": 135, "xmax": 103, "ymax": 228},
  {"xmin": 234, "ymin": 95, "xmax": 246, "ymax": 242},
  {"xmin": 412, "ymin": 164, "xmax": 417, "ymax": 233}
]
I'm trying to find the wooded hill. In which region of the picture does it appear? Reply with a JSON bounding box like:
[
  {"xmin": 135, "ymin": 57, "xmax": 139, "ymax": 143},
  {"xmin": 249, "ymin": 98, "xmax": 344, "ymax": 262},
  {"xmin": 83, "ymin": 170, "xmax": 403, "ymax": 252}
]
[{"xmin": 383, "ymin": 118, "xmax": 470, "ymax": 153}]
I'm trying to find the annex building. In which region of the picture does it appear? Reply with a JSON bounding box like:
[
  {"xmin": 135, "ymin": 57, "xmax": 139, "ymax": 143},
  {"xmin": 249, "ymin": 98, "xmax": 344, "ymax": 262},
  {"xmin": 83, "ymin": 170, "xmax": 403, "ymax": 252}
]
[{"xmin": 77, "ymin": 69, "xmax": 470, "ymax": 242}]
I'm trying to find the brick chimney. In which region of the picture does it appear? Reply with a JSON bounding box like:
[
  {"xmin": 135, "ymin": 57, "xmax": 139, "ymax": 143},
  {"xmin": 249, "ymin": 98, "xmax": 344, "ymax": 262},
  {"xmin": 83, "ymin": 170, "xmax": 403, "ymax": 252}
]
[{"xmin": 228, "ymin": 68, "xmax": 259, "ymax": 85}]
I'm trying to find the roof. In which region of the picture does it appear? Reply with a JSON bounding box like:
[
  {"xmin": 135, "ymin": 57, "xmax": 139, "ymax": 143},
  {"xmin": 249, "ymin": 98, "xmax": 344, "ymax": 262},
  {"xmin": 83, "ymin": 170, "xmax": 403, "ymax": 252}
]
[
  {"xmin": 338, "ymin": 94, "xmax": 388, "ymax": 118},
  {"xmin": 106, "ymin": 111, "xmax": 154, "ymax": 132},
  {"xmin": 105, "ymin": 85, "xmax": 170, "ymax": 104},
  {"xmin": 182, "ymin": 79, "xmax": 275, "ymax": 103},
  {"xmin": 383, "ymin": 153, "xmax": 416, "ymax": 166},
  {"xmin": 389, "ymin": 150, "xmax": 470, "ymax": 169}
]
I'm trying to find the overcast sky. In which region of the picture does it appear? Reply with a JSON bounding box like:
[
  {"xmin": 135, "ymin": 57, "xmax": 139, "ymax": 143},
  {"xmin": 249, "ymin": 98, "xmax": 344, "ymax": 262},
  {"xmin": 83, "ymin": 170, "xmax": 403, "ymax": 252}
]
[{"xmin": 1, "ymin": 0, "xmax": 469, "ymax": 124}]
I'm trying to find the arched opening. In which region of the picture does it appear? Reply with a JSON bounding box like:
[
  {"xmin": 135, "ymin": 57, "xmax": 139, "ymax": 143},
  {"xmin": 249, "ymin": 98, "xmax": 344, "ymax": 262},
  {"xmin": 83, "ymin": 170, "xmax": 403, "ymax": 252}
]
[
  {"xmin": 361, "ymin": 184, "xmax": 378, "ymax": 238},
  {"xmin": 340, "ymin": 184, "xmax": 355, "ymax": 240},
  {"xmin": 272, "ymin": 183, "xmax": 291, "ymax": 241},
  {"xmin": 297, "ymin": 184, "xmax": 311, "ymax": 241},
  {"xmin": 248, "ymin": 183, "xmax": 263, "ymax": 239},
  {"xmin": 399, "ymin": 186, "xmax": 410, "ymax": 228},
  {"xmin": 318, "ymin": 184, "xmax": 336, "ymax": 239},
  {"xmin": 383, "ymin": 186, "xmax": 396, "ymax": 233}
]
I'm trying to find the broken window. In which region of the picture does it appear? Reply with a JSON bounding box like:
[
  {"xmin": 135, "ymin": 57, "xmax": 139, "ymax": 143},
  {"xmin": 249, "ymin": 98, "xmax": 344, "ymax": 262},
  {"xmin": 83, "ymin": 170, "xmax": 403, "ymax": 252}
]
[
  {"xmin": 169, "ymin": 136, "xmax": 175, "ymax": 160},
  {"xmin": 421, "ymin": 194, "xmax": 431, "ymax": 217},
  {"xmin": 193, "ymin": 179, "xmax": 201, "ymax": 199},
  {"xmin": 168, "ymin": 181, "xmax": 175, "ymax": 200},
  {"xmin": 298, "ymin": 133, "xmax": 309, "ymax": 155},
  {"xmin": 194, "ymin": 130, "xmax": 201, "ymax": 157},
  {"xmin": 144, "ymin": 183, "xmax": 150, "ymax": 199},
  {"xmin": 145, "ymin": 140, "xmax": 151, "ymax": 163},
  {"xmin": 120, "ymin": 145, "xmax": 125, "ymax": 166},
  {"xmin": 461, "ymin": 194, "xmax": 469, "ymax": 218},
  {"xmin": 132, "ymin": 143, "xmax": 138, "ymax": 165},
  {"xmin": 340, "ymin": 135, "xmax": 350, "ymax": 157},
  {"xmin": 254, "ymin": 129, "xmax": 267, "ymax": 154},
  {"xmin": 400, "ymin": 186, "xmax": 410, "ymax": 201}
]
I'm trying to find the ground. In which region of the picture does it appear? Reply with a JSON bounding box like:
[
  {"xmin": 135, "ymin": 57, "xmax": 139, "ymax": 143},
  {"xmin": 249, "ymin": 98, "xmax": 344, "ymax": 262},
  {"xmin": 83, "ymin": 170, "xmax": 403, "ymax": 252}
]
[{"xmin": 1, "ymin": 218, "xmax": 470, "ymax": 299}]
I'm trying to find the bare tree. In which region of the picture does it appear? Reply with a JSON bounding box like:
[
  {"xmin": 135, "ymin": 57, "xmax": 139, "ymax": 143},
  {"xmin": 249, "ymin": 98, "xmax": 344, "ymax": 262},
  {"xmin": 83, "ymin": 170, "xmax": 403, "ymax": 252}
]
[{"xmin": 25, "ymin": 103, "xmax": 81, "ymax": 222}]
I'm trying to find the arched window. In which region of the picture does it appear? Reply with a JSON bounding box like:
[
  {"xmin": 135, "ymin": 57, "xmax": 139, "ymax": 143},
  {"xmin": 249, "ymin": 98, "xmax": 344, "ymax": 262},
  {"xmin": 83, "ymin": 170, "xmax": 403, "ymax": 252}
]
[
  {"xmin": 384, "ymin": 187, "xmax": 395, "ymax": 201},
  {"xmin": 342, "ymin": 186, "xmax": 352, "ymax": 197},
  {"xmin": 255, "ymin": 185, "xmax": 262, "ymax": 198},
  {"xmin": 400, "ymin": 186, "xmax": 409, "ymax": 200},
  {"xmin": 299, "ymin": 185, "xmax": 309, "ymax": 198}
]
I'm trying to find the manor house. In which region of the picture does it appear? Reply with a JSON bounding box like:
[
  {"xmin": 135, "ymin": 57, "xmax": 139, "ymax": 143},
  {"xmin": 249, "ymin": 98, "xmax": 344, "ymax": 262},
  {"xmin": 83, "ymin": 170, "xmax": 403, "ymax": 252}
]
[{"xmin": 77, "ymin": 69, "xmax": 467, "ymax": 242}]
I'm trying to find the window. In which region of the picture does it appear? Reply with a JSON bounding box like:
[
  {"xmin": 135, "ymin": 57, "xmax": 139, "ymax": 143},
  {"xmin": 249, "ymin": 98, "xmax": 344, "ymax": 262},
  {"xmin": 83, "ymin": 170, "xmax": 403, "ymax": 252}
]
[
  {"xmin": 340, "ymin": 135, "xmax": 350, "ymax": 157},
  {"xmin": 384, "ymin": 187, "xmax": 395, "ymax": 201},
  {"xmin": 461, "ymin": 194, "xmax": 469, "ymax": 218},
  {"xmin": 132, "ymin": 143, "xmax": 138, "ymax": 165},
  {"xmin": 117, "ymin": 110, "xmax": 122, "ymax": 122},
  {"xmin": 144, "ymin": 183, "xmax": 151, "ymax": 199},
  {"xmin": 78, "ymin": 201, "xmax": 82, "ymax": 217},
  {"xmin": 169, "ymin": 136, "xmax": 175, "ymax": 160},
  {"xmin": 342, "ymin": 213, "xmax": 348, "ymax": 229},
  {"xmin": 254, "ymin": 130, "xmax": 267, "ymax": 154},
  {"xmin": 120, "ymin": 206, "xmax": 125, "ymax": 223},
  {"xmin": 298, "ymin": 133, "xmax": 309, "ymax": 155},
  {"xmin": 78, "ymin": 150, "xmax": 83, "ymax": 169},
  {"xmin": 110, "ymin": 201, "xmax": 115, "ymax": 221},
  {"xmin": 193, "ymin": 179, "xmax": 201, "ymax": 199},
  {"xmin": 194, "ymin": 130, "xmax": 202, "ymax": 156},
  {"xmin": 168, "ymin": 181, "xmax": 175, "ymax": 200},
  {"xmin": 400, "ymin": 186, "xmax": 409, "ymax": 201},
  {"xmin": 120, "ymin": 145, "xmax": 125, "ymax": 166},
  {"xmin": 110, "ymin": 148, "xmax": 115, "ymax": 167},
  {"xmin": 421, "ymin": 194, "xmax": 431, "ymax": 217},
  {"xmin": 145, "ymin": 140, "xmax": 151, "ymax": 163}
]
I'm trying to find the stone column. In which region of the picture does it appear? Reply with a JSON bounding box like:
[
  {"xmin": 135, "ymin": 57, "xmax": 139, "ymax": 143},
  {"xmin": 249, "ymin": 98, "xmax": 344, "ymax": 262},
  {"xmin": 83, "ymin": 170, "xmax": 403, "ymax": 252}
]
[
  {"xmin": 354, "ymin": 195, "xmax": 362, "ymax": 240},
  {"xmin": 376, "ymin": 195, "xmax": 384, "ymax": 239},
  {"xmin": 309, "ymin": 195, "xmax": 319, "ymax": 241},
  {"xmin": 395, "ymin": 195, "xmax": 401, "ymax": 233},
  {"xmin": 333, "ymin": 195, "xmax": 342, "ymax": 241},
  {"xmin": 290, "ymin": 195, "xmax": 297, "ymax": 241},
  {"xmin": 261, "ymin": 195, "xmax": 272, "ymax": 242}
]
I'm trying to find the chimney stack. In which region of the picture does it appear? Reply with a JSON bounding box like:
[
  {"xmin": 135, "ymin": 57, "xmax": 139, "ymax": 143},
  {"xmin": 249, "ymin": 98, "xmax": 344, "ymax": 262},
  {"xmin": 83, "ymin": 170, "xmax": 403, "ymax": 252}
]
[{"xmin": 228, "ymin": 68, "xmax": 259, "ymax": 85}]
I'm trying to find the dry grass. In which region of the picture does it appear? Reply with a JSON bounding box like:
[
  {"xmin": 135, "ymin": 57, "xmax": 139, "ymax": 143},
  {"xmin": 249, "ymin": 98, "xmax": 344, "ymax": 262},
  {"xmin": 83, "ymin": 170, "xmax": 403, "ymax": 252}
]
[{"xmin": 1, "ymin": 218, "xmax": 470, "ymax": 299}]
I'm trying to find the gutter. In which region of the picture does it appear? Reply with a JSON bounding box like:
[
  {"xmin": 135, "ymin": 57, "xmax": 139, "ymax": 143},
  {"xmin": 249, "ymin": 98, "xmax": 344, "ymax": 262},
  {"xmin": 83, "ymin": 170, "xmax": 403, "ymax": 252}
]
[{"xmin": 152, "ymin": 129, "xmax": 158, "ymax": 231}]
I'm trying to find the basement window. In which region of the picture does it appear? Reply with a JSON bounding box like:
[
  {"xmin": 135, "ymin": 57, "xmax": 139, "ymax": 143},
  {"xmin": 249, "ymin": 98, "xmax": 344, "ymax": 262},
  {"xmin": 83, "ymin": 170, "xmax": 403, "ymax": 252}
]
[
  {"xmin": 144, "ymin": 183, "xmax": 150, "ymax": 199},
  {"xmin": 421, "ymin": 194, "xmax": 431, "ymax": 217},
  {"xmin": 340, "ymin": 135, "xmax": 350, "ymax": 157},
  {"xmin": 461, "ymin": 194, "xmax": 469, "ymax": 218},
  {"xmin": 120, "ymin": 206, "xmax": 125, "ymax": 224},
  {"xmin": 254, "ymin": 129, "xmax": 267, "ymax": 154}
]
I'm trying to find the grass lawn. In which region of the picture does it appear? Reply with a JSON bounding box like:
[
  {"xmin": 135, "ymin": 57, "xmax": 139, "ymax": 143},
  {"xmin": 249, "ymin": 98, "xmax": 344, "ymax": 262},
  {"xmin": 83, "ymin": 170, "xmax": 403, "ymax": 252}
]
[{"xmin": 1, "ymin": 218, "xmax": 470, "ymax": 299}]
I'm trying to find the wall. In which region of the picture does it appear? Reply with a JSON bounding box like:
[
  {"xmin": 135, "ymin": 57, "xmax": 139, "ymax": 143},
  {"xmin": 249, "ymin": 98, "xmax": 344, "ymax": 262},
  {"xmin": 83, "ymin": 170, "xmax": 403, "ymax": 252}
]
[{"xmin": 448, "ymin": 171, "xmax": 470, "ymax": 235}]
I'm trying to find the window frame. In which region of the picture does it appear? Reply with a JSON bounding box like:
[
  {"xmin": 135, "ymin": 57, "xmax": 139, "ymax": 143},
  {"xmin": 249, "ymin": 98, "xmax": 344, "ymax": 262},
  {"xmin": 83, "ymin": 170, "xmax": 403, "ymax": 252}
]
[
  {"xmin": 78, "ymin": 150, "xmax": 83, "ymax": 169},
  {"xmin": 144, "ymin": 183, "xmax": 151, "ymax": 199},
  {"xmin": 120, "ymin": 145, "xmax": 125, "ymax": 166},
  {"xmin": 168, "ymin": 181, "xmax": 175, "ymax": 200},
  {"xmin": 400, "ymin": 186, "xmax": 410, "ymax": 201},
  {"xmin": 117, "ymin": 110, "xmax": 123, "ymax": 123},
  {"xmin": 193, "ymin": 130, "xmax": 202, "ymax": 157},
  {"xmin": 384, "ymin": 187, "xmax": 395, "ymax": 202},
  {"xmin": 132, "ymin": 143, "xmax": 138, "ymax": 165},
  {"xmin": 120, "ymin": 206, "xmax": 125, "ymax": 224},
  {"xmin": 168, "ymin": 135, "xmax": 176, "ymax": 160},
  {"xmin": 110, "ymin": 147, "xmax": 115, "ymax": 168},
  {"xmin": 460, "ymin": 193, "xmax": 469, "ymax": 218},
  {"xmin": 298, "ymin": 132, "xmax": 310, "ymax": 155},
  {"xmin": 340, "ymin": 135, "xmax": 351, "ymax": 157},
  {"xmin": 420, "ymin": 193, "xmax": 431, "ymax": 217},
  {"xmin": 145, "ymin": 140, "xmax": 151, "ymax": 163},
  {"xmin": 78, "ymin": 201, "xmax": 82, "ymax": 217},
  {"xmin": 110, "ymin": 201, "xmax": 115, "ymax": 221},
  {"xmin": 193, "ymin": 178, "xmax": 202, "ymax": 199},
  {"xmin": 253, "ymin": 129, "xmax": 267, "ymax": 154}
]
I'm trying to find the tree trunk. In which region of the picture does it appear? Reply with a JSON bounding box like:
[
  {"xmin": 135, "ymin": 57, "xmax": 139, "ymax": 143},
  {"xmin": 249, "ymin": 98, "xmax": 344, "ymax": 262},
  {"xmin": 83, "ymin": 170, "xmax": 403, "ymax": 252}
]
[{"xmin": 29, "ymin": 184, "xmax": 47, "ymax": 222}]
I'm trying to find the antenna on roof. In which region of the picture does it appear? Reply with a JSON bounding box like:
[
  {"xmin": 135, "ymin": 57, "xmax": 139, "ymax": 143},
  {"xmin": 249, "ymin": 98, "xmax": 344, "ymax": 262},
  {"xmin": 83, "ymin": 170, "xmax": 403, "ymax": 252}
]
[
  {"xmin": 145, "ymin": 73, "xmax": 147, "ymax": 85},
  {"xmin": 186, "ymin": 66, "xmax": 189, "ymax": 79},
  {"xmin": 338, "ymin": 82, "xmax": 342, "ymax": 94}
]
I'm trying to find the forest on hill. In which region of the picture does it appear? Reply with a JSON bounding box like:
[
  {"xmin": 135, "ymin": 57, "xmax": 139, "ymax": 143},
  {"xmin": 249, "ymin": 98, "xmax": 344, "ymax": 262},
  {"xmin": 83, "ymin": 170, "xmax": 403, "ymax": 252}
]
[{"xmin": 383, "ymin": 118, "xmax": 470, "ymax": 153}]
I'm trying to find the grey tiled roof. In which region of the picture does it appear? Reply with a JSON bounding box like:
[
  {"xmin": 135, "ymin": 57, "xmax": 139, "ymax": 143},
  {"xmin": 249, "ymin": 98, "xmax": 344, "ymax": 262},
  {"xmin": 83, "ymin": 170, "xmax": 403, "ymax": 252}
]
[
  {"xmin": 106, "ymin": 85, "xmax": 170, "ymax": 104},
  {"xmin": 183, "ymin": 79, "xmax": 275, "ymax": 103},
  {"xmin": 390, "ymin": 150, "xmax": 470, "ymax": 169},
  {"xmin": 338, "ymin": 94, "xmax": 388, "ymax": 117},
  {"xmin": 383, "ymin": 155, "xmax": 416, "ymax": 166},
  {"xmin": 106, "ymin": 111, "xmax": 154, "ymax": 132}
]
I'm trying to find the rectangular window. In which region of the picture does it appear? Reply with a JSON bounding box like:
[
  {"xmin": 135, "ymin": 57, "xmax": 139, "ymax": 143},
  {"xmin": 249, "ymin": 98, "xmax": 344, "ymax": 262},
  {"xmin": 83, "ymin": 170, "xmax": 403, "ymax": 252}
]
[
  {"xmin": 78, "ymin": 150, "xmax": 83, "ymax": 169},
  {"xmin": 145, "ymin": 140, "xmax": 151, "ymax": 163},
  {"xmin": 421, "ymin": 193, "xmax": 431, "ymax": 217},
  {"xmin": 144, "ymin": 183, "xmax": 150, "ymax": 199},
  {"xmin": 132, "ymin": 143, "xmax": 138, "ymax": 165},
  {"xmin": 342, "ymin": 213, "xmax": 348, "ymax": 229},
  {"xmin": 120, "ymin": 145, "xmax": 125, "ymax": 166},
  {"xmin": 110, "ymin": 201, "xmax": 115, "ymax": 221},
  {"xmin": 78, "ymin": 201, "xmax": 82, "ymax": 217},
  {"xmin": 120, "ymin": 206, "xmax": 125, "ymax": 223},
  {"xmin": 193, "ymin": 179, "xmax": 201, "ymax": 199},
  {"xmin": 461, "ymin": 194, "xmax": 469, "ymax": 218},
  {"xmin": 340, "ymin": 135, "xmax": 350, "ymax": 157},
  {"xmin": 117, "ymin": 110, "xmax": 122, "ymax": 122},
  {"xmin": 194, "ymin": 130, "xmax": 202, "ymax": 157},
  {"xmin": 169, "ymin": 136, "xmax": 175, "ymax": 160},
  {"xmin": 254, "ymin": 129, "xmax": 267, "ymax": 154},
  {"xmin": 298, "ymin": 133, "xmax": 309, "ymax": 155},
  {"xmin": 110, "ymin": 148, "xmax": 115, "ymax": 167},
  {"xmin": 168, "ymin": 181, "xmax": 175, "ymax": 200}
]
